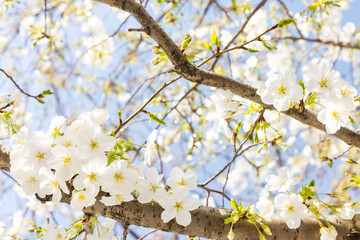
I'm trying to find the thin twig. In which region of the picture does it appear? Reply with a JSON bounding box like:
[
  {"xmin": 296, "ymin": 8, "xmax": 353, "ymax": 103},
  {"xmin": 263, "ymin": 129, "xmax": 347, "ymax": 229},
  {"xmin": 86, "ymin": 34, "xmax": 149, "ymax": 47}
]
[
  {"xmin": 123, "ymin": 223, "xmax": 129, "ymax": 240},
  {"xmin": 137, "ymin": 229, "xmax": 157, "ymax": 240},
  {"xmin": 200, "ymin": 109, "xmax": 265, "ymax": 187},
  {"xmin": 0, "ymin": 68, "xmax": 42, "ymax": 101}
]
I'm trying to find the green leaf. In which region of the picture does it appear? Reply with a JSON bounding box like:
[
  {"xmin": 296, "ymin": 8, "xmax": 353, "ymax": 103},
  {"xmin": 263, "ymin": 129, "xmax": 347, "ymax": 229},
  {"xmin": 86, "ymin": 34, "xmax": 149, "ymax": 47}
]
[
  {"xmin": 261, "ymin": 40, "xmax": 277, "ymax": 51},
  {"xmin": 230, "ymin": 198, "xmax": 240, "ymax": 212},
  {"xmin": 259, "ymin": 232, "xmax": 266, "ymax": 240},
  {"xmin": 41, "ymin": 89, "xmax": 53, "ymax": 96},
  {"xmin": 148, "ymin": 112, "xmax": 166, "ymax": 126},
  {"xmin": 298, "ymin": 80, "xmax": 305, "ymax": 95},
  {"xmin": 309, "ymin": 179, "xmax": 315, "ymax": 187},
  {"xmin": 181, "ymin": 35, "xmax": 192, "ymax": 50},
  {"xmin": 247, "ymin": 48, "xmax": 259, "ymax": 53},
  {"xmin": 260, "ymin": 223, "xmax": 272, "ymax": 236},
  {"xmin": 328, "ymin": 160, "xmax": 333, "ymax": 168},
  {"xmin": 36, "ymin": 97, "xmax": 45, "ymax": 104},
  {"xmin": 305, "ymin": 92, "xmax": 317, "ymax": 106},
  {"xmin": 278, "ymin": 18, "xmax": 296, "ymax": 28},
  {"xmin": 118, "ymin": 109, "xmax": 122, "ymax": 119},
  {"xmin": 349, "ymin": 115, "xmax": 355, "ymax": 124},
  {"xmin": 210, "ymin": 29, "xmax": 221, "ymax": 47}
]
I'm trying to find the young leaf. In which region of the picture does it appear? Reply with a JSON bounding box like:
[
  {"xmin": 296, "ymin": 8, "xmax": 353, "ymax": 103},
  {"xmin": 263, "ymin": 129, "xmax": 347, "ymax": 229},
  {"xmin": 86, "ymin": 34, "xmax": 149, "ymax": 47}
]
[
  {"xmin": 181, "ymin": 35, "xmax": 192, "ymax": 50},
  {"xmin": 147, "ymin": 112, "xmax": 166, "ymax": 126},
  {"xmin": 247, "ymin": 48, "xmax": 260, "ymax": 53},
  {"xmin": 210, "ymin": 29, "xmax": 221, "ymax": 47},
  {"xmin": 278, "ymin": 18, "xmax": 296, "ymax": 28}
]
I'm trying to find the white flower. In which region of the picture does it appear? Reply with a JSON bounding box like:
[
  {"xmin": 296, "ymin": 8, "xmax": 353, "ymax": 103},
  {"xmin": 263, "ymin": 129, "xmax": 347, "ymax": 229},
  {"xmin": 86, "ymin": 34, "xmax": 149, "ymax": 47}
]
[
  {"xmin": 303, "ymin": 59, "xmax": 342, "ymax": 98},
  {"xmin": 101, "ymin": 160, "xmax": 139, "ymax": 194},
  {"xmin": 157, "ymin": 187, "xmax": 199, "ymax": 227},
  {"xmin": 100, "ymin": 185, "xmax": 134, "ymax": 206},
  {"xmin": 144, "ymin": 130, "xmax": 158, "ymax": 165},
  {"xmin": 77, "ymin": 123, "xmax": 116, "ymax": 157},
  {"xmin": 214, "ymin": 89, "xmax": 240, "ymax": 116},
  {"xmin": 256, "ymin": 197, "xmax": 274, "ymax": 219},
  {"xmin": 167, "ymin": 167, "xmax": 197, "ymax": 190},
  {"xmin": 265, "ymin": 167, "xmax": 294, "ymax": 192},
  {"xmin": 258, "ymin": 70, "xmax": 303, "ymax": 111},
  {"xmin": 21, "ymin": 132, "xmax": 53, "ymax": 168},
  {"xmin": 70, "ymin": 190, "xmax": 97, "ymax": 211},
  {"xmin": 73, "ymin": 160, "xmax": 107, "ymax": 196},
  {"xmin": 317, "ymin": 100, "xmax": 350, "ymax": 134},
  {"xmin": 137, "ymin": 167, "xmax": 164, "ymax": 203},
  {"xmin": 43, "ymin": 224, "xmax": 67, "ymax": 240},
  {"xmin": 274, "ymin": 193, "xmax": 308, "ymax": 229},
  {"xmin": 39, "ymin": 168, "xmax": 69, "ymax": 202},
  {"xmin": 78, "ymin": 108, "xmax": 109, "ymax": 126},
  {"xmin": 10, "ymin": 167, "xmax": 47, "ymax": 197},
  {"xmin": 49, "ymin": 146, "xmax": 83, "ymax": 181},
  {"xmin": 46, "ymin": 116, "xmax": 67, "ymax": 139},
  {"xmin": 339, "ymin": 203, "xmax": 354, "ymax": 220},
  {"xmin": 320, "ymin": 226, "xmax": 338, "ymax": 240},
  {"xmin": 87, "ymin": 219, "xmax": 116, "ymax": 240},
  {"xmin": 334, "ymin": 79, "xmax": 357, "ymax": 111}
]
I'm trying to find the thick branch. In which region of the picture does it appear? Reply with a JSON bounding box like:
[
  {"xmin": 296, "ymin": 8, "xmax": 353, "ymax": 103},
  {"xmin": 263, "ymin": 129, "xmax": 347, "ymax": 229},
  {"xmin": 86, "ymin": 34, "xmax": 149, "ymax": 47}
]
[
  {"xmin": 1, "ymin": 146, "xmax": 360, "ymax": 239},
  {"xmin": 94, "ymin": 0, "xmax": 360, "ymax": 148}
]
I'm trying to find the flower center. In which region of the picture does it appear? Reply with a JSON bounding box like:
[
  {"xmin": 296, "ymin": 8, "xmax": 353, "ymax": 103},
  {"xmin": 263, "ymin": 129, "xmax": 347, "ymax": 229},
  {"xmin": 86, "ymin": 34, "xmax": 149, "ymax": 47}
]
[
  {"xmin": 50, "ymin": 180, "xmax": 59, "ymax": 190},
  {"xmin": 177, "ymin": 178, "xmax": 186, "ymax": 186},
  {"xmin": 319, "ymin": 77, "xmax": 328, "ymax": 88},
  {"xmin": 116, "ymin": 195, "xmax": 124, "ymax": 204},
  {"xmin": 90, "ymin": 139, "xmax": 99, "ymax": 150},
  {"xmin": 331, "ymin": 110, "xmax": 340, "ymax": 120},
  {"xmin": 277, "ymin": 84, "xmax": 287, "ymax": 94},
  {"xmin": 341, "ymin": 88, "xmax": 351, "ymax": 97},
  {"xmin": 286, "ymin": 204, "xmax": 294, "ymax": 213},
  {"xmin": 26, "ymin": 176, "xmax": 37, "ymax": 184},
  {"xmin": 36, "ymin": 152, "xmax": 45, "ymax": 161},
  {"xmin": 77, "ymin": 193, "xmax": 85, "ymax": 201},
  {"xmin": 88, "ymin": 172, "xmax": 98, "ymax": 183},
  {"xmin": 114, "ymin": 173, "xmax": 124, "ymax": 183},
  {"xmin": 150, "ymin": 183, "xmax": 158, "ymax": 192},
  {"xmin": 174, "ymin": 201, "xmax": 183, "ymax": 212},
  {"xmin": 61, "ymin": 155, "xmax": 71, "ymax": 166},
  {"xmin": 62, "ymin": 140, "xmax": 71, "ymax": 148}
]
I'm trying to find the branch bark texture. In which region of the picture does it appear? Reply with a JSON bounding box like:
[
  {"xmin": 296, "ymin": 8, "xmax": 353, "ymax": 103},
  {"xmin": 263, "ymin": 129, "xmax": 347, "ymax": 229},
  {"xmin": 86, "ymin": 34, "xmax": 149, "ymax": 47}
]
[
  {"xmin": 95, "ymin": 0, "xmax": 360, "ymax": 148},
  {"xmin": 0, "ymin": 146, "xmax": 359, "ymax": 239}
]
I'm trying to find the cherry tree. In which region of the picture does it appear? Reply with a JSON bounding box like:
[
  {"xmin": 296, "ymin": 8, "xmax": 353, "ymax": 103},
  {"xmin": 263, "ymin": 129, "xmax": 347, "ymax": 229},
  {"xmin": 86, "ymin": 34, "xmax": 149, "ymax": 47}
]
[{"xmin": 0, "ymin": 0, "xmax": 360, "ymax": 239}]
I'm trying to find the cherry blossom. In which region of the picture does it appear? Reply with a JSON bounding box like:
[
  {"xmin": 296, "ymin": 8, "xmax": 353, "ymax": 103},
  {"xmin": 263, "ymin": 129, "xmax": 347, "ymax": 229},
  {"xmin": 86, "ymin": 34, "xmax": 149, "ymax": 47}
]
[
  {"xmin": 42, "ymin": 224, "xmax": 67, "ymax": 240},
  {"xmin": 265, "ymin": 166, "xmax": 294, "ymax": 192},
  {"xmin": 137, "ymin": 167, "xmax": 164, "ymax": 203},
  {"xmin": 258, "ymin": 70, "xmax": 302, "ymax": 111},
  {"xmin": 274, "ymin": 193, "xmax": 308, "ymax": 229},
  {"xmin": 144, "ymin": 129, "xmax": 158, "ymax": 165},
  {"xmin": 339, "ymin": 203, "xmax": 355, "ymax": 220},
  {"xmin": 157, "ymin": 187, "xmax": 199, "ymax": 227},
  {"xmin": 256, "ymin": 197, "xmax": 274, "ymax": 219},
  {"xmin": 167, "ymin": 167, "xmax": 197, "ymax": 190},
  {"xmin": 320, "ymin": 226, "xmax": 338, "ymax": 240}
]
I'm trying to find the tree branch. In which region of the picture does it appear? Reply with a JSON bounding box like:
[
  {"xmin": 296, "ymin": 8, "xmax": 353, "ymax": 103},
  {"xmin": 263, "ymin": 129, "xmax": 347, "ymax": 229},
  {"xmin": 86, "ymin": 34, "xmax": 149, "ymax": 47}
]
[
  {"xmin": 94, "ymin": 0, "xmax": 360, "ymax": 149},
  {"xmin": 0, "ymin": 143, "xmax": 360, "ymax": 239}
]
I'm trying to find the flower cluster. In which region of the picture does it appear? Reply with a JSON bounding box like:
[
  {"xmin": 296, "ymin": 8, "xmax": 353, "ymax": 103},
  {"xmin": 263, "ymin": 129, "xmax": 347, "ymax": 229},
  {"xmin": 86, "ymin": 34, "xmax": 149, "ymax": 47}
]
[
  {"xmin": 9, "ymin": 109, "xmax": 200, "ymax": 230},
  {"xmin": 303, "ymin": 59, "xmax": 357, "ymax": 134},
  {"xmin": 256, "ymin": 166, "xmax": 355, "ymax": 239},
  {"xmin": 258, "ymin": 59, "xmax": 357, "ymax": 134}
]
